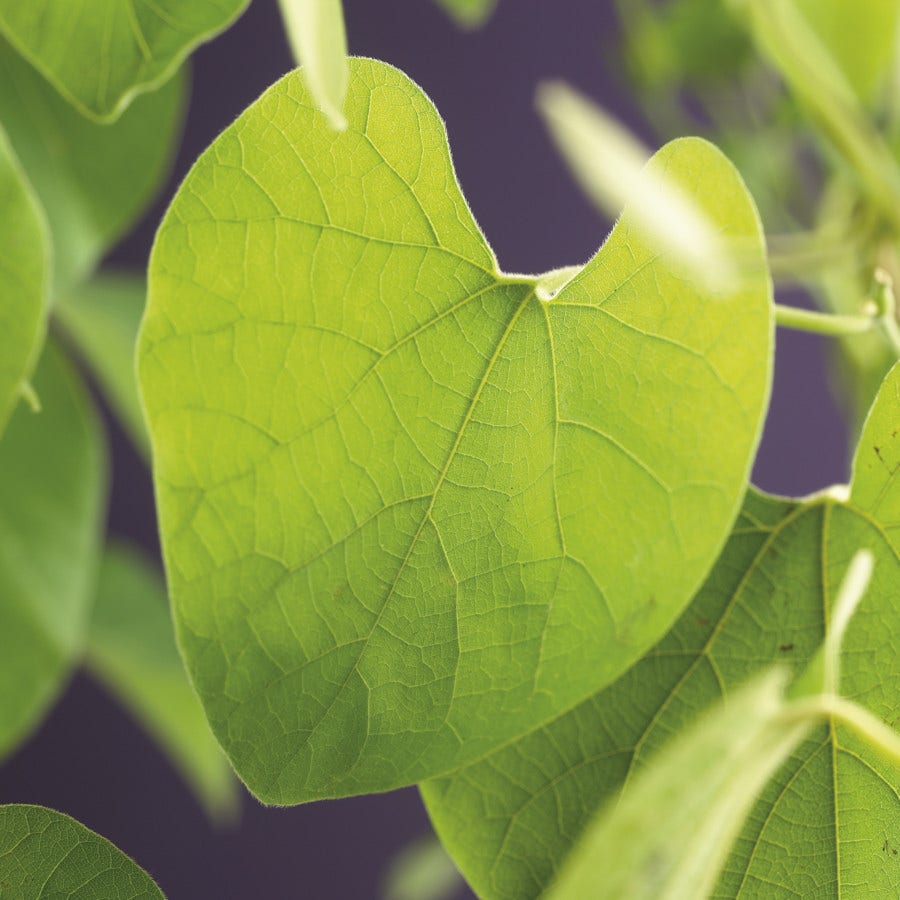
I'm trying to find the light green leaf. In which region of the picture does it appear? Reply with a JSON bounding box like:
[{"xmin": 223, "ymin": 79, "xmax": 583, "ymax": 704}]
[
  {"xmin": 0, "ymin": 0, "xmax": 247, "ymax": 122},
  {"xmin": 0, "ymin": 37, "xmax": 184, "ymax": 288},
  {"xmin": 85, "ymin": 541, "xmax": 238, "ymax": 821},
  {"xmin": 0, "ymin": 122, "xmax": 48, "ymax": 437},
  {"xmin": 57, "ymin": 274, "xmax": 149, "ymax": 459},
  {"xmin": 139, "ymin": 59, "xmax": 772, "ymax": 804},
  {"xmin": 433, "ymin": 0, "xmax": 497, "ymax": 28},
  {"xmin": 0, "ymin": 805, "xmax": 163, "ymax": 898},
  {"xmin": 383, "ymin": 836, "xmax": 464, "ymax": 900},
  {"xmin": 0, "ymin": 342, "xmax": 106, "ymax": 761},
  {"xmin": 545, "ymin": 669, "xmax": 811, "ymax": 900},
  {"xmin": 278, "ymin": 0, "xmax": 349, "ymax": 130},
  {"xmin": 423, "ymin": 363, "xmax": 900, "ymax": 900}
]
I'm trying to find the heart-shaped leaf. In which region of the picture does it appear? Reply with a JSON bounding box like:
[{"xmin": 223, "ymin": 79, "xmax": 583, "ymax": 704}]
[
  {"xmin": 422, "ymin": 362, "xmax": 900, "ymax": 900},
  {"xmin": 0, "ymin": 124, "xmax": 47, "ymax": 436},
  {"xmin": 0, "ymin": 805, "xmax": 162, "ymax": 898},
  {"xmin": 0, "ymin": 342, "xmax": 105, "ymax": 760},
  {"xmin": 0, "ymin": 0, "xmax": 247, "ymax": 121},
  {"xmin": 0, "ymin": 36, "xmax": 184, "ymax": 288},
  {"xmin": 139, "ymin": 59, "xmax": 772, "ymax": 803}
]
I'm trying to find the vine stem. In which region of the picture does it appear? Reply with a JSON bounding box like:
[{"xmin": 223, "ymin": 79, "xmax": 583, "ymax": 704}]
[
  {"xmin": 775, "ymin": 268, "xmax": 900, "ymax": 354},
  {"xmin": 774, "ymin": 303, "xmax": 877, "ymax": 336}
]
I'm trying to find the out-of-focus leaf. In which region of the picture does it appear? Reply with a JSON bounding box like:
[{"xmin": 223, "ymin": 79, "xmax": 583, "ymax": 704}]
[
  {"xmin": 617, "ymin": 0, "xmax": 752, "ymax": 90},
  {"xmin": 733, "ymin": 0, "xmax": 900, "ymax": 230},
  {"xmin": 434, "ymin": 0, "xmax": 497, "ymax": 29},
  {"xmin": 0, "ymin": 122, "xmax": 48, "ymax": 436},
  {"xmin": 0, "ymin": 0, "xmax": 248, "ymax": 121},
  {"xmin": 86, "ymin": 542, "xmax": 238, "ymax": 821},
  {"xmin": 0, "ymin": 343, "xmax": 105, "ymax": 760},
  {"xmin": 0, "ymin": 805, "xmax": 163, "ymax": 898},
  {"xmin": 0, "ymin": 37, "xmax": 184, "ymax": 288},
  {"xmin": 56, "ymin": 274, "xmax": 149, "ymax": 459},
  {"xmin": 383, "ymin": 836, "xmax": 464, "ymax": 900},
  {"xmin": 794, "ymin": 0, "xmax": 900, "ymax": 104},
  {"xmin": 278, "ymin": 0, "xmax": 349, "ymax": 130}
]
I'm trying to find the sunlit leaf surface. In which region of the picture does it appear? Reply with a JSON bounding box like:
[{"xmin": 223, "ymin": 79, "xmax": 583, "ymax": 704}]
[{"xmin": 139, "ymin": 59, "xmax": 772, "ymax": 803}]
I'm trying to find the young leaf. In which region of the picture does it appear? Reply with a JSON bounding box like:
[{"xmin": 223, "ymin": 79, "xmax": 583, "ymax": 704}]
[
  {"xmin": 423, "ymin": 363, "xmax": 900, "ymax": 900},
  {"xmin": 434, "ymin": 0, "xmax": 498, "ymax": 29},
  {"xmin": 56, "ymin": 275, "xmax": 149, "ymax": 459},
  {"xmin": 0, "ymin": 343, "xmax": 106, "ymax": 761},
  {"xmin": 139, "ymin": 60, "xmax": 772, "ymax": 804},
  {"xmin": 0, "ymin": 805, "xmax": 163, "ymax": 898},
  {"xmin": 0, "ymin": 0, "xmax": 247, "ymax": 122},
  {"xmin": 278, "ymin": 0, "xmax": 349, "ymax": 130},
  {"xmin": 0, "ymin": 38, "xmax": 185, "ymax": 289},
  {"xmin": 0, "ymin": 123, "xmax": 48, "ymax": 436},
  {"xmin": 544, "ymin": 669, "xmax": 811, "ymax": 900},
  {"xmin": 85, "ymin": 542, "xmax": 238, "ymax": 821}
]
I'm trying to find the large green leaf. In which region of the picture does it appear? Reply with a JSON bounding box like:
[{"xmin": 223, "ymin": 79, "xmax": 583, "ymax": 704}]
[
  {"xmin": 85, "ymin": 541, "xmax": 238, "ymax": 821},
  {"xmin": 138, "ymin": 60, "xmax": 772, "ymax": 804},
  {"xmin": 0, "ymin": 342, "xmax": 105, "ymax": 761},
  {"xmin": 0, "ymin": 0, "xmax": 247, "ymax": 122},
  {"xmin": 423, "ymin": 363, "xmax": 900, "ymax": 900},
  {"xmin": 0, "ymin": 805, "xmax": 163, "ymax": 898},
  {"xmin": 0, "ymin": 123, "xmax": 48, "ymax": 437},
  {"xmin": 0, "ymin": 37, "xmax": 184, "ymax": 288},
  {"xmin": 57, "ymin": 274, "xmax": 149, "ymax": 458}
]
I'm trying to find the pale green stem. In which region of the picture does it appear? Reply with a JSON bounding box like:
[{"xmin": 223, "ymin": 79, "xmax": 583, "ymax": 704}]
[
  {"xmin": 781, "ymin": 695, "xmax": 900, "ymax": 765},
  {"xmin": 774, "ymin": 303, "xmax": 878, "ymax": 337}
]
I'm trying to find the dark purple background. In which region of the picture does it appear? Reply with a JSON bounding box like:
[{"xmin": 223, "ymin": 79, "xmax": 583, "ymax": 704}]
[{"xmin": 0, "ymin": 1, "xmax": 848, "ymax": 897}]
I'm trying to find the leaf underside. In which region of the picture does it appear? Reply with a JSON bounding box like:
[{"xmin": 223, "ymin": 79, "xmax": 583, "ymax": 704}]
[
  {"xmin": 0, "ymin": 0, "xmax": 247, "ymax": 121},
  {"xmin": 139, "ymin": 58, "xmax": 772, "ymax": 804},
  {"xmin": 423, "ymin": 363, "xmax": 900, "ymax": 900}
]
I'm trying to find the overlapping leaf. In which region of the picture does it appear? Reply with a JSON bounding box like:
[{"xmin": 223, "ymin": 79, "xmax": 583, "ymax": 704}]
[
  {"xmin": 86, "ymin": 542, "xmax": 238, "ymax": 821},
  {"xmin": 139, "ymin": 59, "xmax": 772, "ymax": 804},
  {"xmin": 0, "ymin": 124, "xmax": 47, "ymax": 436},
  {"xmin": 0, "ymin": 805, "xmax": 162, "ymax": 898},
  {"xmin": 0, "ymin": 37, "xmax": 184, "ymax": 288},
  {"xmin": 0, "ymin": 343, "xmax": 105, "ymax": 760},
  {"xmin": 423, "ymin": 363, "xmax": 900, "ymax": 900},
  {"xmin": 0, "ymin": 0, "xmax": 247, "ymax": 121}
]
